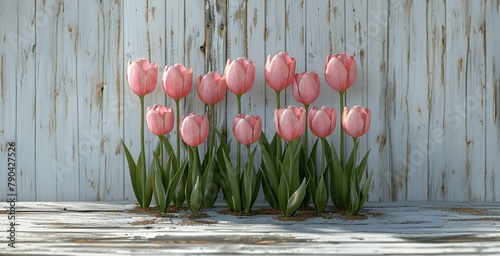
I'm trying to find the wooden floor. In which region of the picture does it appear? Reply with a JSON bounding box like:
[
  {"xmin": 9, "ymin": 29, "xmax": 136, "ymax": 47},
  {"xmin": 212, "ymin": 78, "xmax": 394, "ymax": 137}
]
[{"xmin": 1, "ymin": 202, "xmax": 500, "ymax": 255}]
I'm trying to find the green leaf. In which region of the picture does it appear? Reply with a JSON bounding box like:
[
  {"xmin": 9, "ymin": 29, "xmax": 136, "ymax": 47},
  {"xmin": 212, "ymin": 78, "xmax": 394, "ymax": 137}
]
[
  {"xmin": 314, "ymin": 174, "xmax": 328, "ymax": 214},
  {"xmin": 201, "ymin": 156, "xmax": 219, "ymax": 208},
  {"xmin": 356, "ymin": 150, "xmax": 371, "ymax": 183},
  {"xmin": 153, "ymin": 152, "xmax": 166, "ymax": 212},
  {"xmin": 348, "ymin": 180, "xmax": 360, "ymax": 216},
  {"xmin": 221, "ymin": 147, "xmax": 241, "ymax": 212},
  {"xmin": 259, "ymin": 134, "xmax": 279, "ymax": 192},
  {"xmin": 145, "ymin": 165, "xmax": 155, "ymax": 209},
  {"xmin": 242, "ymin": 166, "xmax": 252, "ymax": 213},
  {"xmin": 189, "ymin": 176, "xmax": 203, "ymax": 215},
  {"xmin": 358, "ymin": 170, "xmax": 373, "ymax": 212},
  {"xmin": 166, "ymin": 159, "xmax": 187, "ymax": 208},
  {"xmin": 278, "ymin": 172, "xmax": 289, "ymax": 213},
  {"xmin": 122, "ymin": 141, "xmax": 139, "ymax": 203},
  {"xmin": 285, "ymin": 178, "xmax": 309, "ymax": 217},
  {"xmin": 136, "ymin": 152, "xmax": 145, "ymax": 206},
  {"xmin": 261, "ymin": 169, "xmax": 279, "ymax": 209},
  {"xmin": 251, "ymin": 169, "xmax": 262, "ymax": 209}
]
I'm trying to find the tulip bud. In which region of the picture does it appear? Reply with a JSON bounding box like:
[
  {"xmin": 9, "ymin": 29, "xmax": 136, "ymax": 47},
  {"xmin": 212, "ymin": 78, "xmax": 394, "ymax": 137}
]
[
  {"xmin": 196, "ymin": 71, "xmax": 226, "ymax": 105},
  {"xmin": 146, "ymin": 104, "xmax": 175, "ymax": 136},
  {"xmin": 274, "ymin": 105, "xmax": 306, "ymax": 142},
  {"xmin": 292, "ymin": 71, "xmax": 320, "ymax": 106},
  {"xmin": 180, "ymin": 113, "xmax": 209, "ymax": 147},
  {"xmin": 324, "ymin": 53, "xmax": 357, "ymax": 92},
  {"xmin": 232, "ymin": 114, "xmax": 262, "ymax": 146},
  {"xmin": 162, "ymin": 64, "xmax": 193, "ymax": 100},
  {"xmin": 127, "ymin": 58, "xmax": 158, "ymax": 96},
  {"xmin": 265, "ymin": 52, "xmax": 296, "ymax": 92},
  {"xmin": 309, "ymin": 106, "xmax": 337, "ymax": 138},
  {"xmin": 342, "ymin": 105, "xmax": 371, "ymax": 138},
  {"xmin": 225, "ymin": 57, "xmax": 255, "ymax": 96}
]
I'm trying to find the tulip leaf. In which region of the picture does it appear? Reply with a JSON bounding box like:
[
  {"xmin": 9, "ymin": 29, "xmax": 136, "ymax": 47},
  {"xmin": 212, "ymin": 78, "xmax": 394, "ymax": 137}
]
[
  {"xmin": 251, "ymin": 169, "xmax": 262, "ymax": 209},
  {"xmin": 153, "ymin": 152, "xmax": 166, "ymax": 212},
  {"xmin": 242, "ymin": 166, "xmax": 252, "ymax": 213},
  {"xmin": 166, "ymin": 159, "xmax": 187, "ymax": 209},
  {"xmin": 285, "ymin": 178, "xmax": 309, "ymax": 217},
  {"xmin": 356, "ymin": 150, "xmax": 371, "ymax": 182},
  {"xmin": 349, "ymin": 180, "xmax": 360, "ymax": 216},
  {"xmin": 201, "ymin": 155, "xmax": 218, "ymax": 208},
  {"xmin": 314, "ymin": 174, "xmax": 328, "ymax": 214},
  {"xmin": 259, "ymin": 134, "xmax": 279, "ymax": 193},
  {"xmin": 278, "ymin": 172, "xmax": 289, "ymax": 213},
  {"xmin": 122, "ymin": 141, "xmax": 140, "ymax": 203},
  {"xmin": 189, "ymin": 176, "xmax": 203, "ymax": 215},
  {"xmin": 359, "ymin": 170, "xmax": 374, "ymax": 211},
  {"xmin": 260, "ymin": 169, "xmax": 279, "ymax": 210}
]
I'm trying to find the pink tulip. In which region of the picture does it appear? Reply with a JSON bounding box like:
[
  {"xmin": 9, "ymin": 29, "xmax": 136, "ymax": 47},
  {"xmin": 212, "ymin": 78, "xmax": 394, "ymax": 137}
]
[
  {"xmin": 264, "ymin": 52, "xmax": 296, "ymax": 92},
  {"xmin": 127, "ymin": 58, "xmax": 158, "ymax": 96},
  {"xmin": 146, "ymin": 104, "xmax": 175, "ymax": 136},
  {"xmin": 196, "ymin": 72, "xmax": 226, "ymax": 105},
  {"xmin": 309, "ymin": 106, "xmax": 337, "ymax": 138},
  {"xmin": 274, "ymin": 105, "xmax": 306, "ymax": 142},
  {"xmin": 180, "ymin": 113, "xmax": 209, "ymax": 147},
  {"xmin": 324, "ymin": 53, "xmax": 357, "ymax": 92},
  {"xmin": 162, "ymin": 64, "xmax": 193, "ymax": 100},
  {"xmin": 225, "ymin": 57, "xmax": 255, "ymax": 96},
  {"xmin": 232, "ymin": 114, "xmax": 262, "ymax": 146},
  {"xmin": 292, "ymin": 71, "xmax": 320, "ymax": 106},
  {"xmin": 342, "ymin": 106, "xmax": 371, "ymax": 138}
]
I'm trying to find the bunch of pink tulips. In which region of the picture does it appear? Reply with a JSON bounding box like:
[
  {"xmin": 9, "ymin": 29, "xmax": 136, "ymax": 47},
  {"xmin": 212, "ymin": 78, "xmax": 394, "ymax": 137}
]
[{"xmin": 124, "ymin": 52, "xmax": 371, "ymax": 216}]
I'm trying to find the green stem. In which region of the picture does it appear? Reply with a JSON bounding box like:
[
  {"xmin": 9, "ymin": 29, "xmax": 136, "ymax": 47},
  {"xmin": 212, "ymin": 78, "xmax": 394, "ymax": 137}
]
[
  {"xmin": 246, "ymin": 145, "xmax": 251, "ymax": 171},
  {"xmin": 158, "ymin": 135, "xmax": 164, "ymax": 168},
  {"xmin": 208, "ymin": 104, "xmax": 216, "ymax": 161},
  {"xmin": 339, "ymin": 91, "xmax": 345, "ymax": 168},
  {"xmin": 236, "ymin": 95, "xmax": 242, "ymax": 172},
  {"xmin": 275, "ymin": 90, "xmax": 282, "ymax": 162},
  {"xmin": 139, "ymin": 96, "xmax": 146, "ymax": 207},
  {"xmin": 321, "ymin": 138, "xmax": 325, "ymax": 182},
  {"xmin": 304, "ymin": 104, "xmax": 309, "ymax": 159},
  {"xmin": 175, "ymin": 99, "xmax": 181, "ymax": 167}
]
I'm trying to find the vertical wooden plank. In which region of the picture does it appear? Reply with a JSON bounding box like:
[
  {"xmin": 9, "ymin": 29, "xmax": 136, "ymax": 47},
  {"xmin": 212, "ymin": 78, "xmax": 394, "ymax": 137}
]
[
  {"xmin": 366, "ymin": 0, "xmax": 390, "ymax": 201},
  {"xmin": 16, "ymin": 0, "xmax": 37, "ymax": 201},
  {"xmin": 54, "ymin": 0, "xmax": 79, "ymax": 201},
  {"xmin": 247, "ymin": 0, "xmax": 266, "ymax": 202},
  {"xmin": 427, "ymin": 0, "xmax": 447, "ymax": 201},
  {"xmin": 205, "ymin": 0, "xmax": 227, "ymax": 139},
  {"xmin": 101, "ymin": 0, "xmax": 124, "ymax": 201},
  {"xmin": 406, "ymin": 1, "xmax": 429, "ymax": 201},
  {"xmin": 122, "ymin": 0, "xmax": 165, "ymax": 200},
  {"xmin": 386, "ymin": 0, "xmax": 410, "ymax": 201},
  {"xmin": 465, "ymin": 1, "xmax": 486, "ymax": 201},
  {"xmin": 321, "ymin": 0, "xmax": 345, "ymax": 152},
  {"xmin": 0, "ymin": 0, "xmax": 18, "ymax": 202},
  {"xmin": 77, "ymin": 0, "xmax": 104, "ymax": 200},
  {"xmin": 345, "ymin": 0, "xmax": 368, "ymax": 173},
  {"xmin": 145, "ymin": 0, "xmax": 167, "ymax": 160},
  {"xmin": 441, "ymin": 0, "xmax": 468, "ymax": 201},
  {"xmin": 164, "ymin": 1, "xmax": 185, "ymax": 163},
  {"xmin": 285, "ymin": 0, "xmax": 305, "ymax": 108},
  {"xmin": 226, "ymin": 0, "xmax": 247, "ymax": 164},
  {"xmin": 485, "ymin": 0, "xmax": 500, "ymax": 201},
  {"xmin": 264, "ymin": 0, "xmax": 286, "ymax": 135},
  {"xmin": 184, "ymin": 0, "xmax": 206, "ymax": 152}
]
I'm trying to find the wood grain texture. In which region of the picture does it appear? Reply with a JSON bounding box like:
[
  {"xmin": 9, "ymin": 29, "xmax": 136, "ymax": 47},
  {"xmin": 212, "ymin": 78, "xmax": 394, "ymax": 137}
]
[
  {"xmin": 0, "ymin": 0, "xmax": 499, "ymax": 203},
  {"xmin": 2, "ymin": 202, "xmax": 500, "ymax": 255},
  {"xmin": 16, "ymin": 0, "xmax": 37, "ymax": 201}
]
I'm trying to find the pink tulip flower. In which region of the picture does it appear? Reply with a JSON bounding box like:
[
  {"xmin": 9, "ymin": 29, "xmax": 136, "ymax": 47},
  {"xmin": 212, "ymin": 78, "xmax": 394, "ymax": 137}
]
[
  {"xmin": 225, "ymin": 57, "xmax": 255, "ymax": 96},
  {"xmin": 127, "ymin": 58, "xmax": 158, "ymax": 96},
  {"xmin": 342, "ymin": 105, "xmax": 371, "ymax": 138},
  {"xmin": 180, "ymin": 113, "xmax": 209, "ymax": 147},
  {"xmin": 324, "ymin": 53, "xmax": 357, "ymax": 92},
  {"xmin": 162, "ymin": 64, "xmax": 193, "ymax": 100},
  {"xmin": 274, "ymin": 105, "xmax": 306, "ymax": 142},
  {"xmin": 264, "ymin": 52, "xmax": 296, "ymax": 92},
  {"xmin": 309, "ymin": 106, "xmax": 337, "ymax": 138},
  {"xmin": 146, "ymin": 104, "xmax": 175, "ymax": 136},
  {"xmin": 292, "ymin": 71, "xmax": 320, "ymax": 106},
  {"xmin": 196, "ymin": 72, "xmax": 226, "ymax": 105},
  {"xmin": 232, "ymin": 114, "xmax": 262, "ymax": 146}
]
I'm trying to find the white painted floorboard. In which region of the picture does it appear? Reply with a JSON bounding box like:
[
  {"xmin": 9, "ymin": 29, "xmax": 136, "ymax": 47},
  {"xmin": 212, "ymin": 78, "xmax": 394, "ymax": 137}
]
[{"xmin": 1, "ymin": 202, "xmax": 500, "ymax": 255}]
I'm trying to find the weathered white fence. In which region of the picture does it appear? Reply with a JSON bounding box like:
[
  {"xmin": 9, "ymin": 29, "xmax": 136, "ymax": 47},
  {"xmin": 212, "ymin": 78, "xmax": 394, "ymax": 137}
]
[{"xmin": 0, "ymin": 0, "xmax": 499, "ymax": 202}]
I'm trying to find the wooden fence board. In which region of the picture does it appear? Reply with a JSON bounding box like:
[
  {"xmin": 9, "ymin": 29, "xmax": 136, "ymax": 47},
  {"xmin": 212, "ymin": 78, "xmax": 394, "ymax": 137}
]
[{"xmin": 0, "ymin": 0, "xmax": 499, "ymax": 203}]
